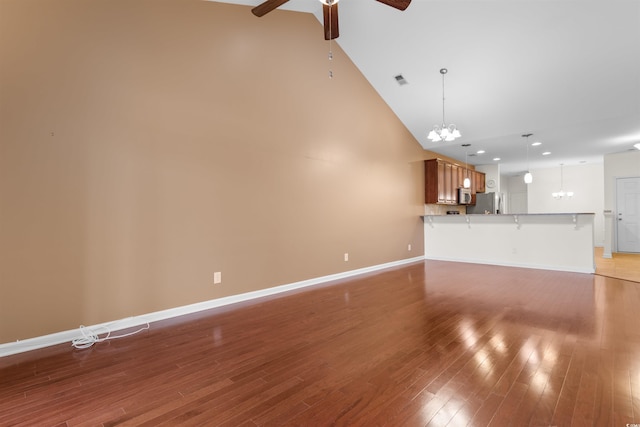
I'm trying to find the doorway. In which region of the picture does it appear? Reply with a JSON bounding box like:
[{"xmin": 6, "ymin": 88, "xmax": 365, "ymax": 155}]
[{"xmin": 616, "ymin": 177, "xmax": 640, "ymax": 253}]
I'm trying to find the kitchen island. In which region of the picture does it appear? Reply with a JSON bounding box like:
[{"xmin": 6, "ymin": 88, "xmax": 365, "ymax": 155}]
[{"xmin": 422, "ymin": 213, "xmax": 595, "ymax": 273}]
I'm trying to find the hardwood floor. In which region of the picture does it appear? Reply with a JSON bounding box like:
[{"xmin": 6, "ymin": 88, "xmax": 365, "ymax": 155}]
[
  {"xmin": 594, "ymin": 246, "xmax": 640, "ymax": 283},
  {"xmin": 2, "ymin": 260, "xmax": 640, "ymax": 426}
]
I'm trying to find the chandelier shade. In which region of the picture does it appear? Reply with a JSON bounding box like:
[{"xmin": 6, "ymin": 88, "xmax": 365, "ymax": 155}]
[
  {"xmin": 428, "ymin": 68, "xmax": 461, "ymax": 142},
  {"xmin": 428, "ymin": 125, "xmax": 461, "ymax": 142},
  {"xmin": 552, "ymin": 190, "xmax": 574, "ymax": 199}
]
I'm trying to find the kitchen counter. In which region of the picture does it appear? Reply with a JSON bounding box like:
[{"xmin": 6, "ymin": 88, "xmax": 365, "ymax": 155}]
[{"xmin": 422, "ymin": 213, "xmax": 595, "ymax": 273}]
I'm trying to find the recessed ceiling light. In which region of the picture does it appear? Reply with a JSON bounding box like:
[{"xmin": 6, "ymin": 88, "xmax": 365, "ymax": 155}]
[
  {"xmin": 493, "ymin": 157, "xmax": 501, "ymax": 161},
  {"xmin": 542, "ymin": 151, "xmax": 551, "ymax": 156},
  {"xmin": 531, "ymin": 142, "xmax": 542, "ymax": 146},
  {"xmin": 477, "ymin": 150, "xmax": 485, "ymax": 154}
]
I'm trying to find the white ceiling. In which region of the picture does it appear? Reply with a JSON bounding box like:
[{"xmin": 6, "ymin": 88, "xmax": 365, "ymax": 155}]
[{"xmin": 212, "ymin": 0, "xmax": 640, "ymax": 175}]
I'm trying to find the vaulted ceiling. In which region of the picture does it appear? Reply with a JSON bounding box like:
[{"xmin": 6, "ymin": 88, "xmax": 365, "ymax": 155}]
[{"xmin": 213, "ymin": 0, "xmax": 640, "ymax": 174}]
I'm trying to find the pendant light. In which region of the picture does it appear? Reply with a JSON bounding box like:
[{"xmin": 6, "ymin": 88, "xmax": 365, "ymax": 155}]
[
  {"xmin": 428, "ymin": 68, "xmax": 462, "ymax": 142},
  {"xmin": 462, "ymin": 143, "xmax": 471, "ymax": 188},
  {"xmin": 522, "ymin": 133, "xmax": 533, "ymax": 184}
]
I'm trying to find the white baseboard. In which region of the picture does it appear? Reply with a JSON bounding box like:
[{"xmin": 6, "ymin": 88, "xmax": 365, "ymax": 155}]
[{"xmin": 0, "ymin": 256, "xmax": 425, "ymax": 358}]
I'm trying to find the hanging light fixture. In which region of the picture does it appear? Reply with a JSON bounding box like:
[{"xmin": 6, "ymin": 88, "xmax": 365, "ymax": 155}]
[
  {"xmin": 321, "ymin": 0, "xmax": 338, "ymax": 78},
  {"xmin": 552, "ymin": 164, "xmax": 574, "ymax": 199},
  {"xmin": 522, "ymin": 133, "xmax": 533, "ymax": 184},
  {"xmin": 462, "ymin": 143, "xmax": 471, "ymax": 188},
  {"xmin": 428, "ymin": 68, "xmax": 461, "ymax": 142}
]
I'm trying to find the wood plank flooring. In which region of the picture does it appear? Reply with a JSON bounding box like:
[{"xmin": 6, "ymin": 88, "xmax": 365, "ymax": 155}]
[
  {"xmin": 594, "ymin": 246, "xmax": 640, "ymax": 283},
  {"xmin": 2, "ymin": 260, "xmax": 640, "ymax": 426}
]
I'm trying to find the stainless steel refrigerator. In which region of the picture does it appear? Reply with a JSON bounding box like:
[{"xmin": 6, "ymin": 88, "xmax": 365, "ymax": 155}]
[{"xmin": 466, "ymin": 192, "xmax": 503, "ymax": 214}]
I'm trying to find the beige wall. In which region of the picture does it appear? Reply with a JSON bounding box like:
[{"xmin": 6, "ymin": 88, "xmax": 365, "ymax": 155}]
[{"xmin": 0, "ymin": 0, "xmax": 430, "ymax": 342}]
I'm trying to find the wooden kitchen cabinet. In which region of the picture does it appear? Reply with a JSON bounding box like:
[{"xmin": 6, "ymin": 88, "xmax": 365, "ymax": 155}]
[
  {"xmin": 457, "ymin": 165, "xmax": 465, "ymax": 189},
  {"xmin": 425, "ymin": 159, "xmax": 456, "ymax": 204},
  {"xmin": 425, "ymin": 159, "xmax": 486, "ymax": 205},
  {"xmin": 451, "ymin": 164, "xmax": 459, "ymax": 197},
  {"xmin": 426, "ymin": 159, "xmax": 448, "ymax": 204},
  {"xmin": 470, "ymin": 172, "xmax": 477, "ymax": 205},
  {"xmin": 475, "ymin": 170, "xmax": 486, "ymax": 193}
]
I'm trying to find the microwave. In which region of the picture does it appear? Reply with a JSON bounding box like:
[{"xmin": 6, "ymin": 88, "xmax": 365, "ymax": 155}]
[{"xmin": 458, "ymin": 187, "xmax": 472, "ymax": 205}]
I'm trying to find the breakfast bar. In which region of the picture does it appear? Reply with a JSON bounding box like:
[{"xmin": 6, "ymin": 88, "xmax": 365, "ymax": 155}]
[{"xmin": 422, "ymin": 213, "xmax": 596, "ymax": 274}]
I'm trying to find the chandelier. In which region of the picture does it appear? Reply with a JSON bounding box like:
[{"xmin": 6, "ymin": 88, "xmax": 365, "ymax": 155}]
[
  {"xmin": 428, "ymin": 68, "xmax": 461, "ymax": 142},
  {"xmin": 552, "ymin": 164, "xmax": 574, "ymax": 199}
]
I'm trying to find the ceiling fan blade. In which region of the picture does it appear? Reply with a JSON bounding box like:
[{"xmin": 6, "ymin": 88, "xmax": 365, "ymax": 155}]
[
  {"xmin": 323, "ymin": 3, "xmax": 339, "ymax": 40},
  {"xmin": 252, "ymin": 0, "xmax": 290, "ymax": 17},
  {"xmin": 375, "ymin": 0, "xmax": 411, "ymax": 11}
]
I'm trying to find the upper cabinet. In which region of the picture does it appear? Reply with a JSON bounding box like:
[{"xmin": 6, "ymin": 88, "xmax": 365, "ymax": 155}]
[
  {"xmin": 474, "ymin": 170, "xmax": 485, "ymax": 194},
  {"xmin": 425, "ymin": 159, "xmax": 485, "ymax": 205},
  {"xmin": 425, "ymin": 159, "xmax": 452, "ymax": 204}
]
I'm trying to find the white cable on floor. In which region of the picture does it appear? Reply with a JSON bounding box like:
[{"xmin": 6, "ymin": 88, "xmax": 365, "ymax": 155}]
[{"xmin": 71, "ymin": 320, "xmax": 150, "ymax": 349}]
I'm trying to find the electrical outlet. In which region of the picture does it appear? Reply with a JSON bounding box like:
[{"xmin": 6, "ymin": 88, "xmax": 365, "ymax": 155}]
[
  {"xmin": 408, "ymin": 244, "xmax": 412, "ymax": 251},
  {"xmin": 213, "ymin": 272, "xmax": 222, "ymax": 284},
  {"xmin": 344, "ymin": 253, "xmax": 349, "ymax": 262}
]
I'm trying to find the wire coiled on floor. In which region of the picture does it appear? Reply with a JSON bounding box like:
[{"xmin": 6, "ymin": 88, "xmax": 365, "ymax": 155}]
[{"xmin": 71, "ymin": 321, "xmax": 150, "ymax": 349}]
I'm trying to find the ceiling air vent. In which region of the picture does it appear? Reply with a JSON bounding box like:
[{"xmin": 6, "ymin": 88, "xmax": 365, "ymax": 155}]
[{"xmin": 394, "ymin": 74, "xmax": 408, "ymax": 86}]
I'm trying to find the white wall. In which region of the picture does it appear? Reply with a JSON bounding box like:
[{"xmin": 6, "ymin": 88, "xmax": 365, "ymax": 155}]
[
  {"xmin": 603, "ymin": 150, "xmax": 640, "ymax": 251},
  {"xmin": 603, "ymin": 150, "xmax": 640, "ymax": 210},
  {"xmin": 501, "ymin": 163, "xmax": 604, "ymax": 246},
  {"xmin": 525, "ymin": 163, "xmax": 604, "ymax": 246},
  {"xmin": 479, "ymin": 153, "xmax": 640, "ymax": 248},
  {"xmin": 476, "ymin": 164, "xmax": 501, "ymax": 193},
  {"xmin": 504, "ymin": 174, "xmax": 528, "ymax": 214}
]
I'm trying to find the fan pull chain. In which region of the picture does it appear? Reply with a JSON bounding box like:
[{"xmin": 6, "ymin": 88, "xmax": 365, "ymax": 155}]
[
  {"xmin": 328, "ymin": 42, "xmax": 333, "ymax": 79},
  {"xmin": 328, "ymin": 4, "xmax": 333, "ymax": 79}
]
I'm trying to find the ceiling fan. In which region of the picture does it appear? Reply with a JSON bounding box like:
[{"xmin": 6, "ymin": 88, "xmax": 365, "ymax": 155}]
[{"xmin": 251, "ymin": 0, "xmax": 412, "ymax": 40}]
